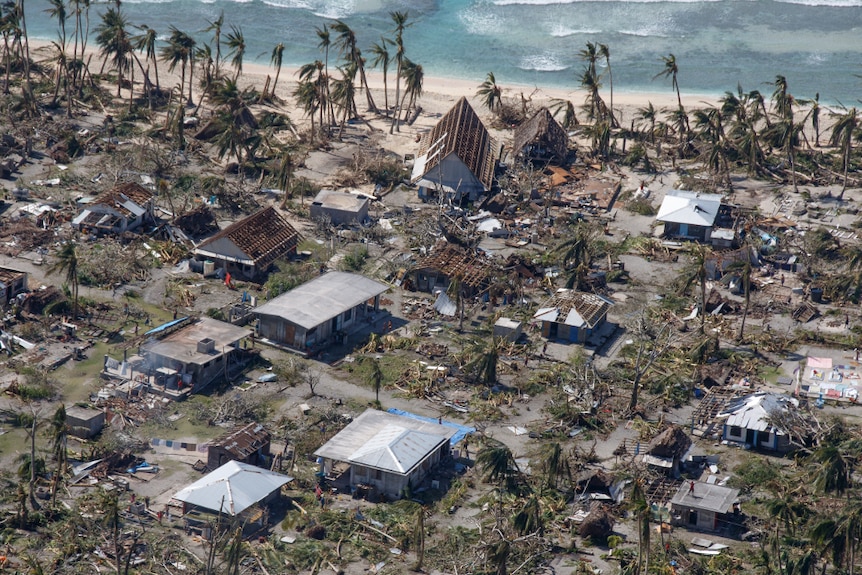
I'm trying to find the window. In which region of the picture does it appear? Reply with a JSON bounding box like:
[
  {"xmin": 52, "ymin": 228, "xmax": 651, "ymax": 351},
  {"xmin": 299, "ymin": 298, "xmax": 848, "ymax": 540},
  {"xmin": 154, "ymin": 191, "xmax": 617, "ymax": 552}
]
[{"xmin": 730, "ymin": 426, "xmax": 742, "ymax": 437}]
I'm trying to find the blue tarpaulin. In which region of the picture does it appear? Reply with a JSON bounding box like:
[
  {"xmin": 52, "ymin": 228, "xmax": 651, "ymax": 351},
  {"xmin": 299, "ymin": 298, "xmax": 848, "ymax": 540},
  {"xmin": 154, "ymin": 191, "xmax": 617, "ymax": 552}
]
[
  {"xmin": 145, "ymin": 317, "xmax": 190, "ymax": 336},
  {"xmin": 386, "ymin": 408, "xmax": 475, "ymax": 446}
]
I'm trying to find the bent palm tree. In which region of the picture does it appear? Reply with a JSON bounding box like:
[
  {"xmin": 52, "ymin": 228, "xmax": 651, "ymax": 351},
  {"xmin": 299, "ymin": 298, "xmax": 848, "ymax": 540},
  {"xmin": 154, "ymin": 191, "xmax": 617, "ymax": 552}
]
[
  {"xmin": 476, "ymin": 71, "xmax": 502, "ymax": 114},
  {"xmin": 225, "ymin": 25, "xmax": 245, "ymax": 81},
  {"xmin": 269, "ymin": 42, "xmax": 284, "ymax": 97}
]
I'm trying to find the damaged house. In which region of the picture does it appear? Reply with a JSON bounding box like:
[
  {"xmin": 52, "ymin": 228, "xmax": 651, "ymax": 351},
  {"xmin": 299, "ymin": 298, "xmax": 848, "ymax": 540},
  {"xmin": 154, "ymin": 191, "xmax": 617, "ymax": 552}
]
[
  {"xmin": 139, "ymin": 316, "xmax": 252, "ymax": 393},
  {"xmin": 193, "ymin": 206, "xmax": 301, "ymax": 280},
  {"xmin": 533, "ymin": 289, "xmax": 613, "ymax": 344},
  {"xmin": 512, "ymin": 107, "xmax": 569, "ymax": 164},
  {"xmin": 207, "ymin": 422, "xmax": 272, "ymax": 471},
  {"xmin": 0, "ymin": 266, "xmax": 27, "ymax": 305},
  {"xmin": 72, "ymin": 182, "xmax": 155, "ymax": 235},
  {"xmin": 411, "ymin": 97, "xmax": 498, "ymax": 202},
  {"xmin": 408, "ymin": 243, "xmax": 493, "ymax": 298},
  {"xmin": 717, "ymin": 392, "xmax": 799, "ymax": 452},
  {"xmin": 254, "ymin": 271, "xmax": 388, "ymax": 351}
]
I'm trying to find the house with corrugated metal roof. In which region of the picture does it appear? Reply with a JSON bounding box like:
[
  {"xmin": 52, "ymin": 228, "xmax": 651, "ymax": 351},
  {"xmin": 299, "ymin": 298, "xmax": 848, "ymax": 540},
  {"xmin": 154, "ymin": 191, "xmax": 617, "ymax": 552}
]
[
  {"xmin": 533, "ymin": 289, "xmax": 614, "ymax": 344},
  {"xmin": 254, "ymin": 271, "xmax": 388, "ymax": 351},
  {"xmin": 173, "ymin": 460, "xmax": 292, "ymax": 523},
  {"xmin": 411, "ymin": 97, "xmax": 498, "ymax": 202},
  {"xmin": 315, "ymin": 409, "xmax": 456, "ymax": 499}
]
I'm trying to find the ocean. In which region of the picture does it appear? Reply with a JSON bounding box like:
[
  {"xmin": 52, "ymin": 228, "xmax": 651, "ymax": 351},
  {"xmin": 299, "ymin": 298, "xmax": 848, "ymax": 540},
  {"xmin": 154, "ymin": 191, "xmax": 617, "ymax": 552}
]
[{"xmin": 24, "ymin": 0, "xmax": 862, "ymax": 104}]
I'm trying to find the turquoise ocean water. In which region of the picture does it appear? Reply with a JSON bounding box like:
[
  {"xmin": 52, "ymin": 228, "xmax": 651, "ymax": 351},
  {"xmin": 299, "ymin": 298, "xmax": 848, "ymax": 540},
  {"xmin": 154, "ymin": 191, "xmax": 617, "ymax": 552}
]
[{"xmin": 23, "ymin": 0, "xmax": 862, "ymax": 104}]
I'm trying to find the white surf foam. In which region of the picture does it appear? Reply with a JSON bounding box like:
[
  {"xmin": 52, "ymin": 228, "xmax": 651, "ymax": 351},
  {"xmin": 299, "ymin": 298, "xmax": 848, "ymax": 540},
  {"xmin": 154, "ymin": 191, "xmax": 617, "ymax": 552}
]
[{"xmin": 518, "ymin": 54, "xmax": 570, "ymax": 72}]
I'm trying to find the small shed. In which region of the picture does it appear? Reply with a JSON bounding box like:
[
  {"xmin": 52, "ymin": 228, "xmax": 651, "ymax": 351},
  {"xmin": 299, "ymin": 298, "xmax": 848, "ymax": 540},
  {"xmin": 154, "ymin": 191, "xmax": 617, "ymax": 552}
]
[
  {"xmin": 642, "ymin": 425, "xmax": 693, "ymax": 478},
  {"xmin": 65, "ymin": 406, "xmax": 105, "ymax": 439},
  {"xmin": 670, "ymin": 482, "xmax": 739, "ymax": 532},
  {"xmin": 310, "ymin": 190, "xmax": 370, "ymax": 225},
  {"xmin": 206, "ymin": 422, "xmax": 272, "ymax": 470},
  {"xmin": 493, "ymin": 317, "xmax": 522, "ymax": 343}
]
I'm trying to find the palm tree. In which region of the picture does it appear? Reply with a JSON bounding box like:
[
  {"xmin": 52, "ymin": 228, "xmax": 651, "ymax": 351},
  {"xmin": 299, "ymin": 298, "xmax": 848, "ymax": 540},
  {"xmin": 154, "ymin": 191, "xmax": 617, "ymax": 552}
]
[
  {"xmin": 413, "ymin": 505, "xmax": 426, "ymax": 571},
  {"xmin": 630, "ymin": 478, "xmax": 650, "ymax": 575},
  {"xmin": 294, "ymin": 77, "xmax": 321, "ymax": 143},
  {"xmin": 654, "ymin": 53, "xmax": 688, "ymax": 140},
  {"xmin": 726, "ymin": 247, "xmax": 753, "ymax": 342},
  {"xmin": 132, "ymin": 25, "xmax": 159, "ymax": 92},
  {"xmin": 829, "ymin": 106, "xmax": 858, "ymax": 199},
  {"xmin": 476, "ymin": 440, "xmax": 519, "ymax": 493},
  {"xmin": 636, "ymin": 101, "xmax": 658, "ymax": 144},
  {"xmin": 44, "ymin": 0, "xmax": 66, "ymax": 56},
  {"xmin": 297, "ymin": 59, "xmax": 328, "ymax": 136},
  {"xmin": 277, "ymin": 151, "xmax": 294, "ymax": 208},
  {"xmin": 368, "ymin": 38, "xmax": 390, "ymax": 112},
  {"xmin": 330, "ymin": 64, "xmax": 358, "ymax": 139},
  {"xmin": 446, "ymin": 276, "xmax": 466, "ymax": 331},
  {"xmin": 94, "ymin": 6, "xmax": 132, "ymax": 97},
  {"xmin": 48, "ymin": 241, "xmax": 79, "ymax": 317},
  {"xmin": 204, "ymin": 10, "xmax": 224, "ymax": 77},
  {"xmin": 399, "ymin": 57, "xmax": 423, "ymax": 121},
  {"xmin": 553, "ymin": 221, "xmax": 597, "ymax": 290},
  {"xmin": 315, "ymin": 24, "xmax": 334, "ymax": 126},
  {"xmin": 476, "ymin": 71, "xmax": 502, "ymax": 114},
  {"xmin": 269, "ymin": 42, "xmax": 284, "ymax": 97},
  {"xmin": 389, "ymin": 10, "xmax": 410, "ymax": 133},
  {"xmin": 49, "ymin": 404, "xmax": 67, "ymax": 504},
  {"xmin": 463, "ymin": 336, "xmax": 505, "ymax": 386},
  {"xmin": 330, "ymin": 20, "xmax": 376, "ymax": 113},
  {"xmin": 225, "ymin": 25, "xmax": 245, "ymax": 81},
  {"xmin": 160, "ymin": 27, "xmax": 195, "ymax": 105},
  {"xmin": 678, "ymin": 243, "xmax": 712, "ymax": 334},
  {"xmin": 365, "ymin": 357, "xmax": 383, "ymax": 405},
  {"xmin": 598, "ymin": 43, "xmax": 615, "ymax": 127},
  {"xmin": 812, "ymin": 445, "xmax": 852, "ymax": 496},
  {"xmin": 811, "ymin": 93, "xmax": 821, "ymax": 147},
  {"xmin": 550, "ymin": 97, "xmax": 578, "ymax": 129},
  {"xmin": 513, "ymin": 495, "xmax": 543, "ymax": 536},
  {"xmin": 765, "ymin": 484, "xmax": 809, "ymax": 542}
]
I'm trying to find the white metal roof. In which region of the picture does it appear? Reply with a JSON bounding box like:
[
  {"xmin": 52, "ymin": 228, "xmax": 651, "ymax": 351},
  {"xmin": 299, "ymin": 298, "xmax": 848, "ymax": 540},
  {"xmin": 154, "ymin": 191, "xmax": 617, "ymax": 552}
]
[
  {"xmin": 173, "ymin": 460, "xmax": 293, "ymax": 516},
  {"xmin": 656, "ymin": 190, "xmax": 723, "ymax": 227},
  {"xmin": 348, "ymin": 424, "xmax": 448, "ymax": 474},
  {"xmin": 254, "ymin": 271, "xmax": 389, "ymax": 330},
  {"xmin": 717, "ymin": 392, "xmax": 798, "ymax": 433},
  {"xmin": 315, "ymin": 409, "xmax": 457, "ymax": 476}
]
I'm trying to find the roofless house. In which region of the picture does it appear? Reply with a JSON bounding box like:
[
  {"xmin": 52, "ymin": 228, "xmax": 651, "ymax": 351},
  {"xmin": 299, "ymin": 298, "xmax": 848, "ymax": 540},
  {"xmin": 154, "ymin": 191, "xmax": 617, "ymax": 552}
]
[
  {"xmin": 411, "ymin": 97, "xmax": 499, "ymax": 203},
  {"xmin": 193, "ymin": 206, "xmax": 301, "ymax": 280}
]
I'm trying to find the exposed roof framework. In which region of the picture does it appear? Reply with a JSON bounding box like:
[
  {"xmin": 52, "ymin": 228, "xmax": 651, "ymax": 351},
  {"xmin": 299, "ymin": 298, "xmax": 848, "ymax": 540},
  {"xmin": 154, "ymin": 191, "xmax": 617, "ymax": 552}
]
[
  {"xmin": 533, "ymin": 289, "xmax": 614, "ymax": 328},
  {"xmin": 195, "ymin": 206, "xmax": 301, "ymax": 270},
  {"xmin": 513, "ymin": 108, "xmax": 569, "ymax": 162},
  {"xmin": 413, "ymin": 243, "xmax": 494, "ymax": 289}
]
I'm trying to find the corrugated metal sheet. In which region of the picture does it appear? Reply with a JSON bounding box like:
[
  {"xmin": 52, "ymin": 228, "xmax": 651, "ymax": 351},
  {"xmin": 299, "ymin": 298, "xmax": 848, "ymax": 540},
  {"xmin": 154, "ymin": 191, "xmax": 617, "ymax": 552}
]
[
  {"xmin": 348, "ymin": 425, "xmax": 447, "ymax": 474},
  {"xmin": 173, "ymin": 460, "xmax": 292, "ymax": 516}
]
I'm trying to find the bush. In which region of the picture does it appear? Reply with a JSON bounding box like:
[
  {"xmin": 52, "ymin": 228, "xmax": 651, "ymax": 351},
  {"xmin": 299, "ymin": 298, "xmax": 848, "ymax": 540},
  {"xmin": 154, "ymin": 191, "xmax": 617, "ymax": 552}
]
[
  {"xmin": 627, "ymin": 197, "xmax": 657, "ymax": 216},
  {"xmin": 340, "ymin": 247, "xmax": 369, "ymax": 272}
]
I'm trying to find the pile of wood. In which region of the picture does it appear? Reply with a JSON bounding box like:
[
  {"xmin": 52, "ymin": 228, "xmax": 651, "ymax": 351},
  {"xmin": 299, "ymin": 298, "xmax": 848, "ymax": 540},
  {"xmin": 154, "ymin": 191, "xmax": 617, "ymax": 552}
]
[{"xmin": 0, "ymin": 219, "xmax": 55, "ymax": 256}]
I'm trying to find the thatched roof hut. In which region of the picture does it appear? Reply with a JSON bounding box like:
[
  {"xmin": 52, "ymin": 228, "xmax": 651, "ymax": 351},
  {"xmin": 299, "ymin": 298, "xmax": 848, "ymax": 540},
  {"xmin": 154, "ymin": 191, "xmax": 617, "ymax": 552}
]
[{"xmin": 512, "ymin": 108, "xmax": 569, "ymax": 164}]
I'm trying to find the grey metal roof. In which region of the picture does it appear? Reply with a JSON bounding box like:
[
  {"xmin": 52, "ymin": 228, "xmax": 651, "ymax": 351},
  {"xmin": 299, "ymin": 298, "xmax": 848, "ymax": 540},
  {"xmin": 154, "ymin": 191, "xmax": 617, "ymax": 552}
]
[
  {"xmin": 315, "ymin": 409, "xmax": 456, "ymax": 476},
  {"xmin": 348, "ymin": 424, "xmax": 448, "ymax": 474},
  {"xmin": 670, "ymin": 481, "xmax": 739, "ymax": 514},
  {"xmin": 173, "ymin": 460, "xmax": 293, "ymax": 516},
  {"xmin": 717, "ymin": 392, "xmax": 798, "ymax": 433},
  {"xmin": 656, "ymin": 190, "xmax": 723, "ymax": 227},
  {"xmin": 254, "ymin": 271, "xmax": 389, "ymax": 330}
]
